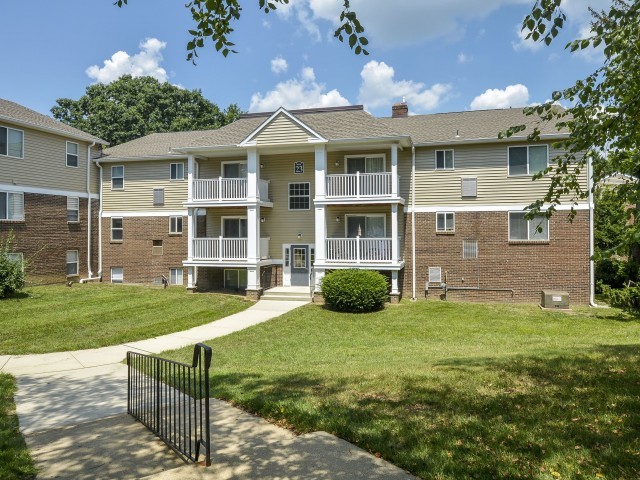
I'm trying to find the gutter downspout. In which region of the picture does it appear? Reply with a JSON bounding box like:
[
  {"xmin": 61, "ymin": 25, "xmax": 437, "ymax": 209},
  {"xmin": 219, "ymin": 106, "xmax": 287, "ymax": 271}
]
[
  {"xmin": 411, "ymin": 145, "xmax": 417, "ymax": 301},
  {"xmin": 86, "ymin": 142, "xmax": 95, "ymax": 277},
  {"xmin": 97, "ymin": 161, "xmax": 103, "ymax": 277},
  {"xmin": 588, "ymin": 153, "xmax": 600, "ymax": 307}
]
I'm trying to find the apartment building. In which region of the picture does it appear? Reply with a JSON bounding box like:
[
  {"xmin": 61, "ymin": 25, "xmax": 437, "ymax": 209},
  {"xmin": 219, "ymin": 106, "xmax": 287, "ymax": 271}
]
[
  {"xmin": 0, "ymin": 99, "xmax": 106, "ymax": 284},
  {"xmin": 97, "ymin": 103, "xmax": 591, "ymax": 303}
]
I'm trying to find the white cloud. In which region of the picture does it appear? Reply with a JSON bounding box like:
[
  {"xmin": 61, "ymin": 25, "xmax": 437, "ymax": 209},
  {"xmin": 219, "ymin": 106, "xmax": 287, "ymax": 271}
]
[
  {"xmin": 86, "ymin": 38, "xmax": 168, "ymax": 84},
  {"xmin": 457, "ymin": 52, "xmax": 471, "ymax": 63},
  {"xmin": 470, "ymin": 84, "xmax": 530, "ymax": 110},
  {"xmin": 271, "ymin": 56, "xmax": 289, "ymax": 74},
  {"xmin": 276, "ymin": 0, "xmax": 321, "ymax": 42},
  {"xmin": 358, "ymin": 60, "xmax": 452, "ymax": 113},
  {"xmin": 249, "ymin": 67, "xmax": 350, "ymax": 112}
]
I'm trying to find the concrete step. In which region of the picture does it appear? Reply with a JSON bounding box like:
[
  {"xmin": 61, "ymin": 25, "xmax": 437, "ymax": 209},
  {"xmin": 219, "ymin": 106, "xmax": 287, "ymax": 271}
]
[
  {"xmin": 261, "ymin": 288, "xmax": 312, "ymax": 302},
  {"xmin": 261, "ymin": 294, "xmax": 311, "ymax": 302}
]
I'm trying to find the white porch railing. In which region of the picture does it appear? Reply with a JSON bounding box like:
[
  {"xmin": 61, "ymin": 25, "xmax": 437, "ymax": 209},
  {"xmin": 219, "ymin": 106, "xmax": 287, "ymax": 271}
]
[
  {"xmin": 193, "ymin": 238, "xmax": 248, "ymax": 261},
  {"xmin": 191, "ymin": 178, "xmax": 270, "ymax": 202},
  {"xmin": 325, "ymin": 238, "xmax": 393, "ymax": 263},
  {"xmin": 326, "ymin": 172, "xmax": 395, "ymax": 198}
]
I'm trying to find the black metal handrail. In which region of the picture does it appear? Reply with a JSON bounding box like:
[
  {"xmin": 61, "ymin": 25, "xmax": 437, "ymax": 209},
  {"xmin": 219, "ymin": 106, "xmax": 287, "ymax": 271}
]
[{"xmin": 127, "ymin": 343, "xmax": 212, "ymax": 466}]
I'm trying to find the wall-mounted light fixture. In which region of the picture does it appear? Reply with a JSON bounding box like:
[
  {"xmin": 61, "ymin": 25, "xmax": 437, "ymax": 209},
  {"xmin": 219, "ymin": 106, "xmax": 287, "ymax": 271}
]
[
  {"xmin": 260, "ymin": 163, "xmax": 264, "ymax": 168},
  {"xmin": 260, "ymin": 217, "xmax": 266, "ymax": 223},
  {"xmin": 335, "ymin": 160, "xmax": 340, "ymax": 166},
  {"xmin": 297, "ymin": 233, "xmax": 302, "ymax": 239},
  {"xmin": 336, "ymin": 216, "xmax": 341, "ymax": 222}
]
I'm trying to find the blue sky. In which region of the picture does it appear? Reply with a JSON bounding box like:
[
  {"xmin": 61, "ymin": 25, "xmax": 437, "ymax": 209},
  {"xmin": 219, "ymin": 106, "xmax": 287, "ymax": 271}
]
[{"xmin": 1, "ymin": 0, "xmax": 609, "ymax": 118}]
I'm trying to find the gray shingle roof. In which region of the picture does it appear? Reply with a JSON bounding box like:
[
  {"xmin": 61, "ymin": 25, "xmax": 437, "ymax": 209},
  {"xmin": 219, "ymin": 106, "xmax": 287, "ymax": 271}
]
[
  {"xmin": 102, "ymin": 106, "xmax": 568, "ymax": 159},
  {"xmin": 380, "ymin": 107, "xmax": 568, "ymax": 144},
  {"xmin": 0, "ymin": 98, "xmax": 107, "ymax": 144}
]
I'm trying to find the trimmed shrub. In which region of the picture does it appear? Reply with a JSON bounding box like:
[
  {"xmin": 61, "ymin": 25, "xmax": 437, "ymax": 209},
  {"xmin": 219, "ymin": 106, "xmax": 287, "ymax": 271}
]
[
  {"xmin": 0, "ymin": 233, "xmax": 25, "ymax": 299},
  {"xmin": 600, "ymin": 283, "xmax": 640, "ymax": 311},
  {"xmin": 321, "ymin": 269, "xmax": 388, "ymax": 313}
]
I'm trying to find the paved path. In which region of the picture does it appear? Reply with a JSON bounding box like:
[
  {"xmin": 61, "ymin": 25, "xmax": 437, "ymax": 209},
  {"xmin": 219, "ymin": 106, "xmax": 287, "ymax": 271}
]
[{"xmin": 2, "ymin": 299, "xmax": 414, "ymax": 479}]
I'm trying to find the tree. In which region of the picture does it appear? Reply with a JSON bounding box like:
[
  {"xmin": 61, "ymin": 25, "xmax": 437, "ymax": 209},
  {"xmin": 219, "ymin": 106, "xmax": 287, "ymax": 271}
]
[
  {"xmin": 51, "ymin": 75, "xmax": 242, "ymax": 145},
  {"xmin": 0, "ymin": 232, "xmax": 25, "ymax": 299},
  {"xmin": 115, "ymin": 0, "xmax": 368, "ymax": 62}
]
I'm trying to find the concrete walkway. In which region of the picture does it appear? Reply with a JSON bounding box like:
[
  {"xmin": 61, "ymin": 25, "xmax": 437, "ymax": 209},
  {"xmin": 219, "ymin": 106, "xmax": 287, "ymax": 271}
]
[{"xmin": 3, "ymin": 299, "xmax": 414, "ymax": 479}]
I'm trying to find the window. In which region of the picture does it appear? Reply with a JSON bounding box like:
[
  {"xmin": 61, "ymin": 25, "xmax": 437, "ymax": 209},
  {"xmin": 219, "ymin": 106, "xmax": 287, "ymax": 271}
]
[
  {"xmin": 170, "ymin": 163, "xmax": 184, "ymax": 180},
  {"xmin": 289, "ymin": 183, "xmax": 310, "ymax": 210},
  {"xmin": 66, "ymin": 142, "xmax": 79, "ymax": 167},
  {"xmin": 0, "ymin": 192, "xmax": 24, "ymax": 221},
  {"xmin": 7, "ymin": 253, "xmax": 23, "ymax": 271},
  {"xmin": 111, "ymin": 217, "xmax": 123, "ymax": 241},
  {"xmin": 170, "ymin": 268, "xmax": 183, "ymax": 285},
  {"xmin": 508, "ymin": 145, "xmax": 548, "ymax": 176},
  {"xmin": 224, "ymin": 269, "xmax": 248, "ymax": 290},
  {"xmin": 293, "ymin": 247, "xmax": 307, "ymax": 269},
  {"xmin": 463, "ymin": 240, "xmax": 478, "ymax": 259},
  {"xmin": 346, "ymin": 155, "xmax": 385, "ymax": 173},
  {"xmin": 169, "ymin": 216, "xmax": 183, "ymax": 234},
  {"xmin": 285, "ymin": 247, "xmax": 290, "ymax": 267},
  {"xmin": 153, "ymin": 188, "xmax": 164, "ymax": 206},
  {"xmin": 223, "ymin": 217, "xmax": 247, "ymax": 238},
  {"xmin": 509, "ymin": 212, "xmax": 549, "ymax": 241},
  {"xmin": 346, "ymin": 215, "xmax": 385, "ymax": 238},
  {"xmin": 67, "ymin": 196, "xmax": 79, "ymax": 222},
  {"xmin": 66, "ymin": 250, "xmax": 79, "ymax": 276},
  {"xmin": 436, "ymin": 150, "xmax": 454, "ymax": 170},
  {"xmin": 436, "ymin": 212, "xmax": 455, "ymax": 233},
  {"xmin": 111, "ymin": 267, "xmax": 123, "ymax": 283},
  {"xmin": 111, "ymin": 166, "xmax": 124, "ymax": 190},
  {"xmin": 0, "ymin": 126, "xmax": 24, "ymax": 158},
  {"xmin": 428, "ymin": 267, "xmax": 442, "ymax": 284},
  {"xmin": 152, "ymin": 240, "xmax": 163, "ymax": 255},
  {"xmin": 222, "ymin": 162, "xmax": 247, "ymax": 178},
  {"xmin": 461, "ymin": 177, "xmax": 477, "ymax": 198}
]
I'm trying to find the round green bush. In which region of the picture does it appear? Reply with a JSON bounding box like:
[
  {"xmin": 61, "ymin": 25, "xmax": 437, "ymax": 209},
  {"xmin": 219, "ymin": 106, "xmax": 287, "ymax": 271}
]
[{"xmin": 321, "ymin": 269, "xmax": 389, "ymax": 312}]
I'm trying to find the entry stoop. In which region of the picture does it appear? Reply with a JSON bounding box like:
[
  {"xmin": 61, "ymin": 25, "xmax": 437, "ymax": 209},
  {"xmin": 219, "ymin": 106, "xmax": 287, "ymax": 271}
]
[{"xmin": 261, "ymin": 286, "xmax": 312, "ymax": 302}]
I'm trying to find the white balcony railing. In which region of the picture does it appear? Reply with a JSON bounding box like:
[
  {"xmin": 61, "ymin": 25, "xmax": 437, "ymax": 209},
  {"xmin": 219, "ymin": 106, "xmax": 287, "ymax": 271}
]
[
  {"xmin": 192, "ymin": 237, "xmax": 270, "ymax": 261},
  {"xmin": 325, "ymin": 238, "xmax": 393, "ymax": 263},
  {"xmin": 326, "ymin": 172, "xmax": 396, "ymax": 198},
  {"xmin": 192, "ymin": 178, "xmax": 270, "ymax": 202}
]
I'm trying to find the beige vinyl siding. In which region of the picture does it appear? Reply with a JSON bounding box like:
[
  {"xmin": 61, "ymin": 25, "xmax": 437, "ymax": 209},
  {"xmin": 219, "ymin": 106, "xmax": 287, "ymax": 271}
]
[
  {"xmin": 411, "ymin": 142, "xmax": 588, "ymax": 206},
  {"xmin": 198, "ymin": 159, "xmax": 222, "ymax": 179},
  {"xmin": 259, "ymin": 152, "xmax": 315, "ymax": 259},
  {"xmin": 204, "ymin": 207, "xmax": 247, "ymax": 237},
  {"xmin": 397, "ymin": 149, "xmax": 412, "ymax": 200},
  {"xmin": 0, "ymin": 121, "xmax": 97, "ymax": 194},
  {"xmin": 102, "ymin": 160, "xmax": 187, "ymax": 211},
  {"xmin": 254, "ymin": 114, "xmax": 314, "ymax": 145}
]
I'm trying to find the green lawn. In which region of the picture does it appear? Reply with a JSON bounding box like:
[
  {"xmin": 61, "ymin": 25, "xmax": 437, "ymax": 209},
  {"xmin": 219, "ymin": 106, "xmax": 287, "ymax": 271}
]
[
  {"xmin": 165, "ymin": 301, "xmax": 640, "ymax": 480},
  {"xmin": 0, "ymin": 284, "xmax": 251, "ymax": 355},
  {"xmin": 0, "ymin": 374, "xmax": 36, "ymax": 479}
]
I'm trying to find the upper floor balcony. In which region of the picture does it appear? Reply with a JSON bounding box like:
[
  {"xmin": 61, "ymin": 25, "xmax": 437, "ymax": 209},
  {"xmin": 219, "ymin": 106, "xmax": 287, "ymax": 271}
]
[
  {"xmin": 324, "ymin": 172, "xmax": 402, "ymax": 203},
  {"xmin": 189, "ymin": 178, "xmax": 271, "ymax": 206}
]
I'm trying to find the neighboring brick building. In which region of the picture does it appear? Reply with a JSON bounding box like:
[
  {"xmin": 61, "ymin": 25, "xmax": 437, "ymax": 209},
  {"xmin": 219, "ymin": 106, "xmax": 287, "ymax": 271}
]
[{"xmin": 0, "ymin": 99, "xmax": 106, "ymax": 284}]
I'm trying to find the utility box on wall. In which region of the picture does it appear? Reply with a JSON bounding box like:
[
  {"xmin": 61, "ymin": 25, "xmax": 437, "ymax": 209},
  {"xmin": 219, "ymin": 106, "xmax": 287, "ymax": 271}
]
[{"xmin": 541, "ymin": 290, "xmax": 570, "ymax": 309}]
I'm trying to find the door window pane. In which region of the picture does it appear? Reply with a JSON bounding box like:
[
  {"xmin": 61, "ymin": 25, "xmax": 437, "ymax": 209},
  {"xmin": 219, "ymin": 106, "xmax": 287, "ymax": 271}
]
[
  {"xmin": 347, "ymin": 216, "xmax": 365, "ymax": 237},
  {"xmin": 223, "ymin": 163, "xmax": 247, "ymax": 178},
  {"xmin": 366, "ymin": 157, "xmax": 385, "ymax": 173},
  {"xmin": 223, "ymin": 218, "xmax": 247, "ymax": 238},
  {"xmin": 366, "ymin": 216, "xmax": 385, "ymax": 237},
  {"xmin": 347, "ymin": 157, "xmax": 366, "ymax": 174},
  {"xmin": 293, "ymin": 248, "xmax": 306, "ymax": 268}
]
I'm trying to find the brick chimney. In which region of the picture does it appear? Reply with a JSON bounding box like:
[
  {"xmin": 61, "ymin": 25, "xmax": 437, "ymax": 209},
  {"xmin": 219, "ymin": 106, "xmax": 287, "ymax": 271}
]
[{"xmin": 392, "ymin": 100, "xmax": 408, "ymax": 118}]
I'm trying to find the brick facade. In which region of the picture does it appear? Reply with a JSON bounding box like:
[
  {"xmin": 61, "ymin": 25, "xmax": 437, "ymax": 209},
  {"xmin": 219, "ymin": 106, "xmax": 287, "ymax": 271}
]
[
  {"xmin": 401, "ymin": 210, "xmax": 590, "ymax": 304},
  {"xmin": 101, "ymin": 216, "xmax": 187, "ymax": 285},
  {"xmin": 0, "ymin": 193, "xmax": 98, "ymax": 285}
]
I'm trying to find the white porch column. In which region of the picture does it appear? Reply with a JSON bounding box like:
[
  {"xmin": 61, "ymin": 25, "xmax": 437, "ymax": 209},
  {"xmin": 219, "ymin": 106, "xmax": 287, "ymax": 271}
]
[
  {"xmin": 187, "ymin": 207, "xmax": 194, "ymax": 261},
  {"xmin": 247, "ymin": 267, "xmax": 260, "ymax": 291},
  {"xmin": 391, "ymin": 271, "xmax": 400, "ymax": 295},
  {"xmin": 314, "ymin": 268, "xmax": 325, "ymax": 293},
  {"xmin": 187, "ymin": 154, "xmax": 195, "ymax": 202},
  {"xmin": 314, "ymin": 144, "xmax": 327, "ymax": 263},
  {"xmin": 247, "ymin": 147, "xmax": 259, "ymax": 201},
  {"xmin": 391, "ymin": 144, "xmax": 398, "ymax": 197},
  {"xmin": 247, "ymin": 205, "xmax": 260, "ymax": 263},
  {"xmin": 391, "ymin": 203, "xmax": 399, "ymax": 263}
]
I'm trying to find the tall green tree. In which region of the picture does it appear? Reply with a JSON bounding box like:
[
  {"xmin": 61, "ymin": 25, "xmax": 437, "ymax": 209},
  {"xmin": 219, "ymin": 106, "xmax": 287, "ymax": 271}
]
[{"xmin": 51, "ymin": 75, "xmax": 242, "ymax": 145}]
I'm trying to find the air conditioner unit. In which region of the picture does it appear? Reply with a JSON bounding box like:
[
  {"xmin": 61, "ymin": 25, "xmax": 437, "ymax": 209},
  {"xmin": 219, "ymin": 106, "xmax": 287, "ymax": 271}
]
[{"xmin": 541, "ymin": 290, "xmax": 570, "ymax": 309}]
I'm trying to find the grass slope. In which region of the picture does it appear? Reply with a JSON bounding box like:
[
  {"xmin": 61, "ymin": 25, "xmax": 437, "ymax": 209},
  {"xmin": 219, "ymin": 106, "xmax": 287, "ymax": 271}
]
[
  {"xmin": 165, "ymin": 301, "xmax": 640, "ymax": 480},
  {"xmin": 0, "ymin": 284, "xmax": 251, "ymax": 355}
]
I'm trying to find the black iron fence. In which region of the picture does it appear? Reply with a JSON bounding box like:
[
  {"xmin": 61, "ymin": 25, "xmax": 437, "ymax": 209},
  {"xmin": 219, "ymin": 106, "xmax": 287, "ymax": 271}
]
[{"xmin": 127, "ymin": 343, "xmax": 212, "ymax": 466}]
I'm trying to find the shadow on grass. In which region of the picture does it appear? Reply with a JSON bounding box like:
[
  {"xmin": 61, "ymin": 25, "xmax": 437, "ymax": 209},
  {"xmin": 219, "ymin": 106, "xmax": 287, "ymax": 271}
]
[
  {"xmin": 210, "ymin": 344, "xmax": 640, "ymax": 480},
  {"xmin": 0, "ymin": 291, "xmax": 30, "ymax": 301}
]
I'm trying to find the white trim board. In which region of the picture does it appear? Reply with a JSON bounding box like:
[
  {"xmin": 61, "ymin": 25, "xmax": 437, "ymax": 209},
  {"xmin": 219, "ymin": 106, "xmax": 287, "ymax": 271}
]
[
  {"xmin": 0, "ymin": 183, "xmax": 98, "ymax": 199},
  {"xmin": 102, "ymin": 210, "xmax": 188, "ymax": 218},
  {"xmin": 405, "ymin": 204, "xmax": 590, "ymax": 213}
]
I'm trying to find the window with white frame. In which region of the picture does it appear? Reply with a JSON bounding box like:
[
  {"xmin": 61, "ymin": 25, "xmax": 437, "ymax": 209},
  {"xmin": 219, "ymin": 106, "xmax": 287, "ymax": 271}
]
[
  {"xmin": 67, "ymin": 196, "xmax": 79, "ymax": 222},
  {"xmin": 224, "ymin": 269, "xmax": 248, "ymax": 290},
  {"xmin": 111, "ymin": 217, "xmax": 123, "ymax": 241},
  {"xmin": 346, "ymin": 155, "xmax": 385, "ymax": 173},
  {"xmin": 222, "ymin": 162, "xmax": 247, "ymax": 178},
  {"xmin": 508, "ymin": 145, "xmax": 548, "ymax": 176},
  {"xmin": 111, "ymin": 267, "xmax": 123, "ymax": 283},
  {"xmin": 111, "ymin": 165, "xmax": 124, "ymax": 190},
  {"xmin": 66, "ymin": 250, "xmax": 79, "ymax": 276},
  {"xmin": 223, "ymin": 217, "xmax": 247, "ymax": 238},
  {"xmin": 0, "ymin": 126, "xmax": 24, "ymax": 158},
  {"xmin": 463, "ymin": 240, "xmax": 478, "ymax": 259},
  {"xmin": 346, "ymin": 215, "xmax": 386, "ymax": 238},
  {"xmin": 7, "ymin": 252, "xmax": 23, "ymax": 271},
  {"xmin": 66, "ymin": 141, "xmax": 79, "ymax": 167},
  {"xmin": 288, "ymin": 183, "xmax": 310, "ymax": 210},
  {"xmin": 435, "ymin": 150, "xmax": 454, "ymax": 170},
  {"xmin": 509, "ymin": 212, "xmax": 549, "ymax": 241},
  {"xmin": 436, "ymin": 212, "xmax": 455, "ymax": 233},
  {"xmin": 169, "ymin": 216, "xmax": 183, "ymax": 234},
  {"xmin": 0, "ymin": 191, "xmax": 24, "ymax": 221},
  {"xmin": 170, "ymin": 163, "xmax": 184, "ymax": 180},
  {"xmin": 170, "ymin": 268, "xmax": 183, "ymax": 285}
]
